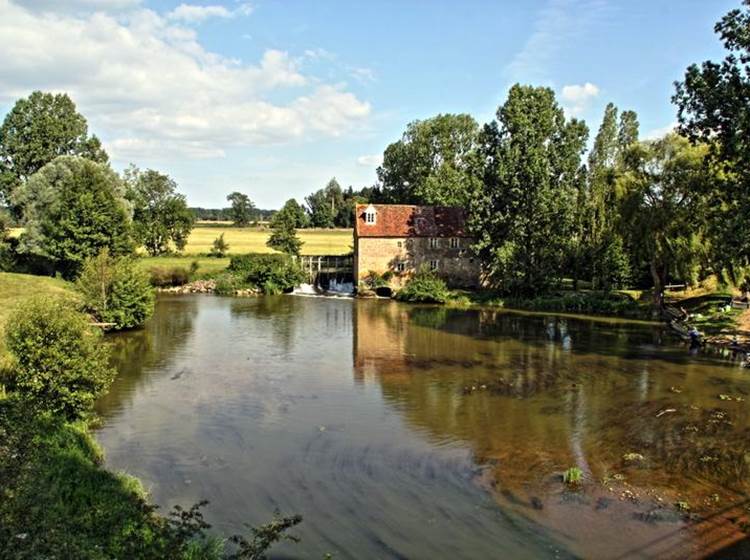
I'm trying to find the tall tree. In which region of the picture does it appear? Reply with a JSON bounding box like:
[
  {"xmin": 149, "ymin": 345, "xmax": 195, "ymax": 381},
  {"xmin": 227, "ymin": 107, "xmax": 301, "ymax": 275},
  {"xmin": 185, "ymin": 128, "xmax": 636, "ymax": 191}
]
[
  {"xmin": 275, "ymin": 198, "xmax": 310, "ymax": 229},
  {"xmin": 618, "ymin": 134, "xmax": 710, "ymax": 301},
  {"xmin": 14, "ymin": 156, "xmax": 133, "ymax": 279},
  {"xmin": 0, "ymin": 92, "xmax": 107, "ymax": 208},
  {"xmin": 673, "ymin": 0, "xmax": 750, "ymax": 279},
  {"xmin": 227, "ymin": 192, "xmax": 255, "ymax": 227},
  {"xmin": 305, "ymin": 178, "xmax": 343, "ymax": 228},
  {"xmin": 124, "ymin": 166, "xmax": 194, "ymax": 256},
  {"xmin": 584, "ymin": 104, "xmax": 639, "ymax": 290},
  {"xmin": 267, "ymin": 209, "xmax": 303, "ymax": 256},
  {"xmin": 377, "ymin": 113, "xmax": 481, "ymax": 206},
  {"xmin": 471, "ymin": 85, "xmax": 589, "ymax": 296}
]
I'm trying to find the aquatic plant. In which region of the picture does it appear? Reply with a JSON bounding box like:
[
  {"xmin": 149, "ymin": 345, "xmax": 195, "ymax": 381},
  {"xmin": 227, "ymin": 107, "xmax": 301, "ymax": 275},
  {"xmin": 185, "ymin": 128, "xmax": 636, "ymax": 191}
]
[{"xmin": 562, "ymin": 466, "xmax": 583, "ymax": 486}]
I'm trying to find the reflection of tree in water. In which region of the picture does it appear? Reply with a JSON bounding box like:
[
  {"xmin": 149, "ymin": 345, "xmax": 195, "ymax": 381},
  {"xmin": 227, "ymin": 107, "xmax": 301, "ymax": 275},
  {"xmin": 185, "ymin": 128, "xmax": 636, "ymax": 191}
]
[
  {"xmin": 353, "ymin": 300, "xmax": 750, "ymax": 506},
  {"xmin": 97, "ymin": 296, "xmax": 199, "ymax": 415},
  {"xmin": 230, "ymin": 296, "xmax": 298, "ymax": 354}
]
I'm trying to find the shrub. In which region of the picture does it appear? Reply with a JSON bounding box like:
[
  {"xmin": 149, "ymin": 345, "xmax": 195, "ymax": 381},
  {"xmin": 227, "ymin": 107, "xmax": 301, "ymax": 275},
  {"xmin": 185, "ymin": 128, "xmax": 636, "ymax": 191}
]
[
  {"xmin": 210, "ymin": 233, "xmax": 229, "ymax": 258},
  {"xmin": 362, "ymin": 270, "xmax": 393, "ymax": 289},
  {"xmin": 77, "ymin": 249, "xmax": 155, "ymax": 330},
  {"xmin": 3, "ymin": 297, "xmax": 115, "ymax": 419},
  {"xmin": 214, "ymin": 272, "xmax": 249, "ymax": 296},
  {"xmin": 228, "ymin": 253, "xmax": 305, "ymax": 294},
  {"xmin": 396, "ymin": 269, "xmax": 450, "ymax": 303},
  {"xmin": 504, "ymin": 291, "xmax": 641, "ymax": 317},
  {"xmin": 149, "ymin": 265, "xmax": 191, "ymax": 287}
]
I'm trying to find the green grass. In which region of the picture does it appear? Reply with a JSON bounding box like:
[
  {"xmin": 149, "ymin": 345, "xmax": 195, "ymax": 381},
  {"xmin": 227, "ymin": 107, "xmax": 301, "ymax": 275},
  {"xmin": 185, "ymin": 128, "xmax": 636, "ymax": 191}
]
[
  {"xmin": 182, "ymin": 226, "xmax": 352, "ymax": 256},
  {"xmin": 136, "ymin": 255, "xmax": 230, "ymax": 276},
  {"xmin": 0, "ymin": 273, "xmax": 75, "ymax": 360}
]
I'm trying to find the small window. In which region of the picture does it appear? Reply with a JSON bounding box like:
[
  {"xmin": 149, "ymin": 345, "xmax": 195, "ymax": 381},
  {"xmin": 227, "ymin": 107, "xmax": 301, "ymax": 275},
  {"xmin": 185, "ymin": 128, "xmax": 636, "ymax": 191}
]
[
  {"xmin": 397, "ymin": 241, "xmax": 402, "ymax": 248},
  {"xmin": 450, "ymin": 237, "xmax": 459, "ymax": 249},
  {"xmin": 429, "ymin": 238, "xmax": 439, "ymax": 249},
  {"xmin": 365, "ymin": 211, "xmax": 376, "ymax": 224},
  {"xmin": 396, "ymin": 262, "xmax": 406, "ymax": 272},
  {"xmin": 430, "ymin": 259, "xmax": 439, "ymax": 271}
]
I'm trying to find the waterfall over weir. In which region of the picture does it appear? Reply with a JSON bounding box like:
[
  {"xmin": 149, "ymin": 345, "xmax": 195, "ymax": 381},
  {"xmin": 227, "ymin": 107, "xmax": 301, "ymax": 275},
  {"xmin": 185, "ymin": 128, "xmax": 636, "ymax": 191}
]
[{"xmin": 292, "ymin": 279, "xmax": 354, "ymax": 297}]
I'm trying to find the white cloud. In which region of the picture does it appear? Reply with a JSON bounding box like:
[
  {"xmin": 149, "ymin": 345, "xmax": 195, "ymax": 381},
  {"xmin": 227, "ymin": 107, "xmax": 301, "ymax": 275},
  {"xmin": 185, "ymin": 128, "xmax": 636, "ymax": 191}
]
[
  {"xmin": 356, "ymin": 154, "xmax": 383, "ymax": 167},
  {"xmin": 560, "ymin": 82, "xmax": 599, "ymax": 116},
  {"xmin": 644, "ymin": 121, "xmax": 677, "ymax": 140},
  {"xmin": 0, "ymin": 0, "xmax": 371, "ymax": 160},
  {"xmin": 17, "ymin": 0, "xmax": 141, "ymax": 12},
  {"xmin": 349, "ymin": 67, "xmax": 376, "ymax": 84},
  {"xmin": 167, "ymin": 4, "xmax": 233, "ymax": 23}
]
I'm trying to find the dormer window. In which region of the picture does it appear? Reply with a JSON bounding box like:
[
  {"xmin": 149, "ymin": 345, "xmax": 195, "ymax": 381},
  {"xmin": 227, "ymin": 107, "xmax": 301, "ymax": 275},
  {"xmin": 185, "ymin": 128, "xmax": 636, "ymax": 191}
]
[{"xmin": 364, "ymin": 204, "xmax": 377, "ymax": 225}]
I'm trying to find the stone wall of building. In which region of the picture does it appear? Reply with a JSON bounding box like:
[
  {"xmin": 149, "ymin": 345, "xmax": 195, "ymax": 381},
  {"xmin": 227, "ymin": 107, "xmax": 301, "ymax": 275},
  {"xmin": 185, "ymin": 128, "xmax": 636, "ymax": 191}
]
[{"xmin": 355, "ymin": 236, "xmax": 480, "ymax": 289}]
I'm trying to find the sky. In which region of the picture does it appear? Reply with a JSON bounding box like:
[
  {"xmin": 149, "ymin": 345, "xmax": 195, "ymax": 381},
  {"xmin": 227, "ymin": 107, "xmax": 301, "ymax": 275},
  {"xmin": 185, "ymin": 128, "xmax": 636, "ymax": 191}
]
[{"xmin": 0, "ymin": 0, "xmax": 739, "ymax": 209}]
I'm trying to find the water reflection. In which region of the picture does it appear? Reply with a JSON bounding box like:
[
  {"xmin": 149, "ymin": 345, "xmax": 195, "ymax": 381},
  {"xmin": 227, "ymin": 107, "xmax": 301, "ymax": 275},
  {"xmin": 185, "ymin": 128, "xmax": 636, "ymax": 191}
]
[
  {"xmin": 97, "ymin": 296, "xmax": 750, "ymax": 559},
  {"xmin": 351, "ymin": 301, "xmax": 750, "ymax": 558}
]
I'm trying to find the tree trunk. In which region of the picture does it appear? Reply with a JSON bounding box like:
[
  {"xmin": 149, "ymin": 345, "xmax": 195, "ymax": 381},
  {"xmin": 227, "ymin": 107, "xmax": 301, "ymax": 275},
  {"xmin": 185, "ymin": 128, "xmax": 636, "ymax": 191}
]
[{"xmin": 650, "ymin": 258, "xmax": 664, "ymax": 306}]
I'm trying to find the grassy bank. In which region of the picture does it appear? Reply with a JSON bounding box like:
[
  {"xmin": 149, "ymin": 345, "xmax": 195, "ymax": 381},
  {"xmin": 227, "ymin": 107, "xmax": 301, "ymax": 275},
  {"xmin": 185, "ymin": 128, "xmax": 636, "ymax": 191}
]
[{"xmin": 0, "ymin": 273, "xmax": 75, "ymax": 360}]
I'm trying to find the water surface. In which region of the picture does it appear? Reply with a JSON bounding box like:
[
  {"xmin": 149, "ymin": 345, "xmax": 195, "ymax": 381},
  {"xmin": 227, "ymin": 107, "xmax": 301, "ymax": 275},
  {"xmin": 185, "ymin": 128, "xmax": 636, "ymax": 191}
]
[{"xmin": 97, "ymin": 295, "xmax": 750, "ymax": 559}]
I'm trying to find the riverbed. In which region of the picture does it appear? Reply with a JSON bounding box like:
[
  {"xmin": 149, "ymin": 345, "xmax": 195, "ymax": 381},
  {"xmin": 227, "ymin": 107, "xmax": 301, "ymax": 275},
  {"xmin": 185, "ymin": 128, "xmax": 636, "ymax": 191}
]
[{"xmin": 96, "ymin": 295, "xmax": 750, "ymax": 559}]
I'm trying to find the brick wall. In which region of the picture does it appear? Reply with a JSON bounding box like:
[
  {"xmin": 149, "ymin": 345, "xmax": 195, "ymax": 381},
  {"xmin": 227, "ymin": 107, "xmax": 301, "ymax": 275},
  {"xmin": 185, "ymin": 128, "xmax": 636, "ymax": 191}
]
[{"xmin": 355, "ymin": 236, "xmax": 480, "ymax": 289}]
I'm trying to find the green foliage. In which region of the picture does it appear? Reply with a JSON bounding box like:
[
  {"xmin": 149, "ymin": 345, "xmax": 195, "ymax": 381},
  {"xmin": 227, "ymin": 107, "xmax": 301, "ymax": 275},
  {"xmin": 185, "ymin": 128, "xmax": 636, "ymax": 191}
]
[
  {"xmin": 149, "ymin": 266, "xmax": 191, "ymax": 287},
  {"xmin": 228, "ymin": 513, "xmax": 302, "ymax": 560},
  {"xmin": 214, "ymin": 272, "xmax": 249, "ymax": 296},
  {"xmin": 563, "ymin": 467, "xmax": 583, "ymax": 486},
  {"xmin": 471, "ymin": 85, "xmax": 589, "ymax": 296},
  {"xmin": 228, "ymin": 253, "xmax": 305, "ymax": 294},
  {"xmin": 210, "ymin": 233, "xmax": 230, "ymax": 258},
  {"xmin": 378, "ymin": 113, "xmax": 481, "ymax": 206},
  {"xmin": 306, "ymin": 178, "xmax": 343, "ymax": 228},
  {"xmin": 592, "ymin": 234, "xmax": 632, "ymax": 291},
  {"xmin": 674, "ymin": 1, "xmax": 750, "ymax": 275},
  {"xmin": 275, "ymin": 198, "xmax": 310, "ymax": 229},
  {"xmin": 14, "ymin": 156, "xmax": 133, "ymax": 279},
  {"xmin": 267, "ymin": 210, "xmax": 303, "ymax": 256},
  {"xmin": 395, "ymin": 269, "xmax": 450, "ymax": 304},
  {"xmin": 2, "ymin": 297, "xmax": 115, "ymax": 420},
  {"xmin": 76, "ymin": 249, "xmax": 155, "ymax": 330},
  {"xmin": 617, "ymin": 134, "xmax": 710, "ymax": 300},
  {"xmin": 0, "ymin": 91, "xmax": 107, "ymax": 209},
  {"xmin": 227, "ymin": 192, "xmax": 256, "ymax": 227},
  {"xmin": 362, "ymin": 270, "xmax": 393, "ymax": 289},
  {"xmin": 0, "ymin": 209, "xmax": 13, "ymax": 271},
  {"xmin": 125, "ymin": 166, "xmax": 195, "ymax": 256},
  {"xmin": 503, "ymin": 291, "xmax": 641, "ymax": 317}
]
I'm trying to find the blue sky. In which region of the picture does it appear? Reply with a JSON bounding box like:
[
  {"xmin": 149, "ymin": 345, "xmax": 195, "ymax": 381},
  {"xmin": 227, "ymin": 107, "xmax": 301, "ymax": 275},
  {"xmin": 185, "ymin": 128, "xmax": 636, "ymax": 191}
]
[{"xmin": 0, "ymin": 0, "xmax": 738, "ymax": 208}]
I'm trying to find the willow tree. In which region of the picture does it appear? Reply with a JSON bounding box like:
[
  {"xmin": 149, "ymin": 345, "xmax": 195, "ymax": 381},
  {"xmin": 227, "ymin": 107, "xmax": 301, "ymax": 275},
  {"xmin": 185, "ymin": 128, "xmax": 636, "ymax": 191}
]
[
  {"xmin": 618, "ymin": 134, "xmax": 710, "ymax": 301},
  {"xmin": 471, "ymin": 85, "xmax": 588, "ymax": 296}
]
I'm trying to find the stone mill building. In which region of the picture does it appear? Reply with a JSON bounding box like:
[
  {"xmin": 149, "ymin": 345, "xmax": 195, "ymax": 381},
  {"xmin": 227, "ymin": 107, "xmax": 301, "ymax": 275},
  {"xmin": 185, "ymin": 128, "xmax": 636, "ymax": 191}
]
[{"xmin": 353, "ymin": 203, "xmax": 480, "ymax": 289}]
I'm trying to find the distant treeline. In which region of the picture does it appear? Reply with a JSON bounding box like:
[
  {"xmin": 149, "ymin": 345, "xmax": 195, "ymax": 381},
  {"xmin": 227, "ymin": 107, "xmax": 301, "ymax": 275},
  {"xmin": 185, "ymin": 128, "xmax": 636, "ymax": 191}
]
[{"xmin": 190, "ymin": 207, "xmax": 274, "ymax": 222}]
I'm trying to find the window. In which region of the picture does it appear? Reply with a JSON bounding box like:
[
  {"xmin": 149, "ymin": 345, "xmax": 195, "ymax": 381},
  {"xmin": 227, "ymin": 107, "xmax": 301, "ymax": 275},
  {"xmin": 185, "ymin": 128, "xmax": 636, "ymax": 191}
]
[
  {"xmin": 364, "ymin": 204, "xmax": 377, "ymax": 225},
  {"xmin": 397, "ymin": 241, "xmax": 402, "ymax": 248},
  {"xmin": 450, "ymin": 237, "xmax": 459, "ymax": 249},
  {"xmin": 430, "ymin": 259, "xmax": 439, "ymax": 271},
  {"xmin": 429, "ymin": 238, "xmax": 439, "ymax": 249},
  {"xmin": 396, "ymin": 262, "xmax": 406, "ymax": 272}
]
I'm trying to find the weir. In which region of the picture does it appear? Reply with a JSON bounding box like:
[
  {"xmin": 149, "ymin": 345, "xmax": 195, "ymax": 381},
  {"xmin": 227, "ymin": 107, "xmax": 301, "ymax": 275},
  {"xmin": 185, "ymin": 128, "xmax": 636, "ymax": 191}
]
[{"xmin": 295, "ymin": 254, "xmax": 354, "ymax": 293}]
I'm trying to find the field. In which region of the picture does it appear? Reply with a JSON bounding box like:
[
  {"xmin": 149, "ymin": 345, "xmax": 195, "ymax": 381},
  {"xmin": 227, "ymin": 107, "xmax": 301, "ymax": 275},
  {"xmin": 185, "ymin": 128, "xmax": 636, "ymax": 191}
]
[{"xmin": 183, "ymin": 225, "xmax": 352, "ymax": 255}]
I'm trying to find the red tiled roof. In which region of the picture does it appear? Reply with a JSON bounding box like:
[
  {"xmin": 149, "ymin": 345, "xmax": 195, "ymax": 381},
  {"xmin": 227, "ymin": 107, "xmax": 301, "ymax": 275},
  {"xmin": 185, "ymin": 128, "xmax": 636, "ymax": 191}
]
[{"xmin": 355, "ymin": 204, "xmax": 471, "ymax": 238}]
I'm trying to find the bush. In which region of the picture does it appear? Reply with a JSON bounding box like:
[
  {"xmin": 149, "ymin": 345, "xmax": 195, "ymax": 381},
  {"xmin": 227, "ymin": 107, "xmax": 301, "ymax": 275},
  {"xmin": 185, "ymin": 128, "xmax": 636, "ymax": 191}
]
[
  {"xmin": 362, "ymin": 270, "xmax": 393, "ymax": 289},
  {"xmin": 77, "ymin": 249, "xmax": 155, "ymax": 330},
  {"xmin": 210, "ymin": 233, "xmax": 229, "ymax": 258},
  {"xmin": 214, "ymin": 272, "xmax": 249, "ymax": 296},
  {"xmin": 504, "ymin": 291, "xmax": 641, "ymax": 316},
  {"xmin": 149, "ymin": 266, "xmax": 191, "ymax": 287},
  {"xmin": 2, "ymin": 297, "xmax": 115, "ymax": 419},
  {"xmin": 395, "ymin": 269, "xmax": 450, "ymax": 304},
  {"xmin": 228, "ymin": 253, "xmax": 305, "ymax": 294}
]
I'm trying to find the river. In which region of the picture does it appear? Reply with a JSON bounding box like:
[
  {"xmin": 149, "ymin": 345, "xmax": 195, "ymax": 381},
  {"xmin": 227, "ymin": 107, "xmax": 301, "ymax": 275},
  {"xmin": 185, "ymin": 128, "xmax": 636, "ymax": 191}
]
[{"xmin": 95, "ymin": 295, "xmax": 750, "ymax": 559}]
